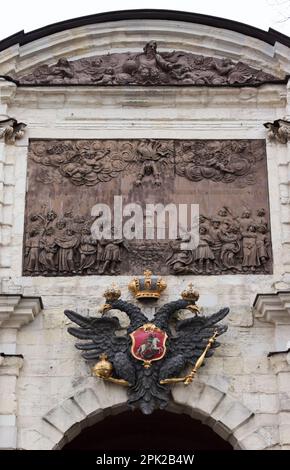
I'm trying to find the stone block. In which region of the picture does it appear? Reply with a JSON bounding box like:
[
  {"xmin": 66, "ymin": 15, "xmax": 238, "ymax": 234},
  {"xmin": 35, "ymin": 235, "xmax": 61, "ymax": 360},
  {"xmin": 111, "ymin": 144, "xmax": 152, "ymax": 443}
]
[
  {"xmin": 257, "ymin": 426, "xmax": 280, "ymax": 448},
  {"xmin": 220, "ymin": 402, "xmax": 253, "ymax": 431},
  {"xmin": 73, "ymin": 388, "xmax": 101, "ymax": 416},
  {"xmin": 279, "ymin": 425, "xmax": 290, "ymax": 445},
  {"xmin": 243, "ymin": 357, "xmax": 270, "ymax": 374},
  {"xmin": 44, "ymin": 397, "xmax": 85, "ymax": 434},
  {"xmin": 280, "ymin": 393, "xmax": 290, "ymax": 411},
  {"xmin": 259, "ymin": 394, "xmax": 279, "ymax": 413},
  {"xmin": 0, "ymin": 415, "xmax": 16, "ymax": 426},
  {"xmin": 172, "ymin": 381, "xmax": 204, "ymax": 409},
  {"xmin": 0, "ymin": 425, "xmax": 17, "ymax": 449},
  {"xmin": 239, "ymin": 432, "xmax": 267, "ymax": 450},
  {"xmin": 18, "ymin": 427, "xmax": 55, "ymax": 450},
  {"xmin": 278, "ymin": 372, "xmax": 290, "ymax": 392},
  {"xmin": 196, "ymin": 385, "xmax": 224, "ymax": 417},
  {"xmin": 223, "ymin": 357, "xmax": 243, "ymax": 374}
]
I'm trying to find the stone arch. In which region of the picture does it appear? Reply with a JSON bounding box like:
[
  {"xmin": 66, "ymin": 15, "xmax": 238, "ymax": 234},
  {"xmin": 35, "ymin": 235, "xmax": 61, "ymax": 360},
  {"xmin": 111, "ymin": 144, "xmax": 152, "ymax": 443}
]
[{"xmin": 34, "ymin": 382, "xmax": 268, "ymax": 451}]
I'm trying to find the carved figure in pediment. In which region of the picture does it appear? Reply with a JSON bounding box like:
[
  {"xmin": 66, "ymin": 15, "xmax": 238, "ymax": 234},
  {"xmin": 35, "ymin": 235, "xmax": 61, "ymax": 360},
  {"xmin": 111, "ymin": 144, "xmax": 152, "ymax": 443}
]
[{"xmin": 46, "ymin": 58, "xmax": 74, "ymax": 84}]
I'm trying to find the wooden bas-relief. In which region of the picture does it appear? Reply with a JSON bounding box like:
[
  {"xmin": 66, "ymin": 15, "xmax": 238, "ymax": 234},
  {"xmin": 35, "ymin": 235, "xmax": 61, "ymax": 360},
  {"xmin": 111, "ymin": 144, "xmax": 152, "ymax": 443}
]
[
  {"xmin": 24, "ymin": 138, "xmax": 272, "ymax": 276},
  {"xmin": 15, "ymin": 41, "xmax": 280, "ymax": 86}
]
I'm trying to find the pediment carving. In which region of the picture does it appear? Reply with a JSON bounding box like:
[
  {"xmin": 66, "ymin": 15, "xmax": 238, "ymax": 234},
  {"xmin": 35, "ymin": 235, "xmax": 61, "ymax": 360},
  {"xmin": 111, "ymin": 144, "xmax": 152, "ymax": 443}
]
[{"xmin": 14, "ymin": 41, "xmax": 280, "ymax": 86}]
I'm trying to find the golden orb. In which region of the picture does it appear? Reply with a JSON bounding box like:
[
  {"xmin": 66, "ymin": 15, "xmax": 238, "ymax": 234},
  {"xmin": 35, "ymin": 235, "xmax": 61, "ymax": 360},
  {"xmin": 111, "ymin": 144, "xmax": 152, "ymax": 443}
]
[{"xmin": 92, "ymin": 354, "xmax": 113, "ymax": 379}]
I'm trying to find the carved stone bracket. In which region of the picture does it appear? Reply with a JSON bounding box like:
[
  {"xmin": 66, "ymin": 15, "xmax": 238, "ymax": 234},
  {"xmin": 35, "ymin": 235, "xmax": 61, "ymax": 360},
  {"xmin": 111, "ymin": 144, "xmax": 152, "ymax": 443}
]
[
  {"xmin": 0, "ymin": 295, "xmax": 43, "ymax": 354},
  {"xmin": 0, "ymin": 295, "xmax": 43, "ymax": 330},
  {"xmin": 264, "ymin": 119, "xmax": 290, "ymax": 144},
  {"xmin": 254, "ymin": 291, "xmax": 290, "ymax": 351},
  {"xmin": 254, "ymin": 291, "xmax": 290, "ymax": 324},
  {"xmin": 0, "ymin": 116, "xmax": 27, "ymax": 145}
]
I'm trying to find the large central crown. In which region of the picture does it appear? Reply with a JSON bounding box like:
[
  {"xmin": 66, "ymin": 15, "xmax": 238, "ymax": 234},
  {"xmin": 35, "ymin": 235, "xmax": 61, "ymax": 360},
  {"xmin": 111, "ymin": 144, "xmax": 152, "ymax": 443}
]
[{"xmin": 128, "ymin": 270, "xmax": 167, "ymax": 300}]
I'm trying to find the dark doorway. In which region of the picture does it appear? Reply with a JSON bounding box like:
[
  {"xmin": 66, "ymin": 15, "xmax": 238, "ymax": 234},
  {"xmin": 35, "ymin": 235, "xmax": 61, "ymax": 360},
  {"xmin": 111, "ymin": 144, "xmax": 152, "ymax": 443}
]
[{"xmin": 63, "ymin": 410, "xmax": 233, "ymax": 450}]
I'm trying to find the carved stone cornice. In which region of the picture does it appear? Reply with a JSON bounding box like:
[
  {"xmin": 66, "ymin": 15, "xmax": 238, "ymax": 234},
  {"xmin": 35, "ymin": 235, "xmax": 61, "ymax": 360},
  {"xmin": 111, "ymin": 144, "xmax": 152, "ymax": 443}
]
[
  {"xmin": 253, "ymin": 291, "xmax": 290, "ymax": 324},
  {"xmin": 0, "ymin": 295, "xmax": 43, "ymax": 329}
]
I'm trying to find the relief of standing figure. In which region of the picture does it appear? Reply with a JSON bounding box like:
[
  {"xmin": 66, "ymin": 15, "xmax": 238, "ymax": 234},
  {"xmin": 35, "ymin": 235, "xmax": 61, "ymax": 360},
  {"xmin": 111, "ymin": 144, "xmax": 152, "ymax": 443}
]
[
  {"xmin": 194, "ymin": 226, "xmax": 215, "ymax": 274},
  {"xmin": 78, "ymin": 227, "xmax": 97, "ymax": 273},
  {"xmin": 99, "ymin": 229, "xmax": 124, "ymax": 274},
  {"xmin": 25, "ymin": 229, "xmax": 40, "ymax": 274},
  {"xmin": 55, "ymin": 229, "xmax": 79, "ymax": 274},
  {"xmin": 242, "ymin": 225, "xmax": 260, "ymax": 272},
  {"xmin": 39, "ymin": 227, "xmax": 57, "ymax": 274}
]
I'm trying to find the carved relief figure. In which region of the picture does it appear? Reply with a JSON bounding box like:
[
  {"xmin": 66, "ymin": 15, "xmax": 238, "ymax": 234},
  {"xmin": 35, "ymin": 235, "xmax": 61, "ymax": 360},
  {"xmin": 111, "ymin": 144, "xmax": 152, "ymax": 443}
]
[
  {"xmin": 39, "ymin": 227, "xmax": 58, "ymax": 274},
  {"xmin": 166, "ymin": 237, "xmax": 196, "ymax": 274},
  {"xmin": 55, "ymin": 229, "xmax": 79, "ymax": 274},
  {"xmin": 78, "ymin": 227, "xmax": 97, "ymax": 273},
  {"xmin": 194, "ymin": 227, "xmax": 215, "ymax": 274},
  {"xmin": 25, "ymin": 230, "xmax": 40, "ymax": 274},
  {"xmin": 241, "ymin": 225, "xmax": 260, "ymax": 272},
  {"xmin": 99, "ymin": 236, "xmax": 124, "ymax": 275}
]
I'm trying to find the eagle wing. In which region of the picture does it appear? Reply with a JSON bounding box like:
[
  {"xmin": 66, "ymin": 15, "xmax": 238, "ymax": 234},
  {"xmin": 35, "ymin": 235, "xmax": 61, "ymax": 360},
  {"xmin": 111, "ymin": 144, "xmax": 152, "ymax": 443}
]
[
  {"xmin": 167, "ymin": 307, "xmax": 229, "ymax": 365},
  {"xmin": 64, "ymin": 309, "xmax": 128, "ymax": 361}
]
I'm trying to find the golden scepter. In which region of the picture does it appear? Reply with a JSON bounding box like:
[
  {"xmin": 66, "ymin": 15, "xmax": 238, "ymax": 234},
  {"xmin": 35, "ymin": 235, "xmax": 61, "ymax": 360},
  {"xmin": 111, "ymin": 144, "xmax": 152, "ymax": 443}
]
[{"xmin": 160, "ymin": 330, "xmax": 219, "ymax": 385}]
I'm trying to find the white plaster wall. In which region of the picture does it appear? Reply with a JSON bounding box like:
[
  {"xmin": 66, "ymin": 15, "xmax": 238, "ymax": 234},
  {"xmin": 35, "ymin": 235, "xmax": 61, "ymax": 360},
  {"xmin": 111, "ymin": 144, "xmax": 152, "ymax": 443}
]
[{"xmin": 0, "ymin": 20, "xmax": 290, "ymax": 449}]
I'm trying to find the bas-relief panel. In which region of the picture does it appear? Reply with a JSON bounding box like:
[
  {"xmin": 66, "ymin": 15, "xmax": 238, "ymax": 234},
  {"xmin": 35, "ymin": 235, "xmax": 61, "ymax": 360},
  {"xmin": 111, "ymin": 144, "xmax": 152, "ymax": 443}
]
[
  {"xmin": 14, "ymin": 41, "xmax": 281, "ymax": 86},
  {"xmin": 23, "ymin": 139, "xmax": 272, "ymax": 276}
]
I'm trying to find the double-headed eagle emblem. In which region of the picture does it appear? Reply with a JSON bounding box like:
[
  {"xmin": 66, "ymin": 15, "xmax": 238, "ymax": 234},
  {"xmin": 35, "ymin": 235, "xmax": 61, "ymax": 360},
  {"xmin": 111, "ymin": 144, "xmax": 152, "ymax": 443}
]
[{"xmin": 65, "ymin": 279, "xmax": 229, "ymax": 415}]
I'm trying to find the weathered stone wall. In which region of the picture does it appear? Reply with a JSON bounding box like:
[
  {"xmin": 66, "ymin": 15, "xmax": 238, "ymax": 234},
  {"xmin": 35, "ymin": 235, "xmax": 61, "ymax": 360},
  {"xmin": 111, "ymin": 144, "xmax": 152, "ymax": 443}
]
[{"xmin": 0, "ymin": 19, "xmax": 290, "ymax": 450}]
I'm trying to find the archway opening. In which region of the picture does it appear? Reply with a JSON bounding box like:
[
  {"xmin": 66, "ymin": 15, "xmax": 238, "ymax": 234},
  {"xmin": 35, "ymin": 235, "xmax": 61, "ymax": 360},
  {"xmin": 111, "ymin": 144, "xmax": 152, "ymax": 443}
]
[{"xmin": 62, "ymin": 410, "xmax": 233, "ymax": 450}]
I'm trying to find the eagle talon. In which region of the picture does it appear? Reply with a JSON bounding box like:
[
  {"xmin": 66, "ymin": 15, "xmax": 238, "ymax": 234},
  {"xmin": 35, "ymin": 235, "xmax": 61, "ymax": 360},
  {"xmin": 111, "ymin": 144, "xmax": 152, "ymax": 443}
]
[{"xmin": 98, "ymin": 303, "xmax": 112, "ymax": 314}]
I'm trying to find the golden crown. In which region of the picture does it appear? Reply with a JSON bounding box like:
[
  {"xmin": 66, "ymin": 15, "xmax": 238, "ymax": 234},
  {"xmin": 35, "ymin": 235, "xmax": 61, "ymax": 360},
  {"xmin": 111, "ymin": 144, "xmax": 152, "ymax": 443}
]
[
  {"xmin": 103, "ymin": 284, "xmax": 121, "ymax": 302},
  {"xmin": 181, "ymin": 283, "xmax": 199, "ymax": 302},
  {"xmin": 128, "ymin": 269, "xmax": 167, "ymax": 300}
]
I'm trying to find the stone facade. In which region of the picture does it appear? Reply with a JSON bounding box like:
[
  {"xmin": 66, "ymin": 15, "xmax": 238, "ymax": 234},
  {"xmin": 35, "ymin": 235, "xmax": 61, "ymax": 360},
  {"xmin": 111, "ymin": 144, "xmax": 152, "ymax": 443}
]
[{"xmin": 0, "ymin": 12, "xmax": 290, "ymax": 449}]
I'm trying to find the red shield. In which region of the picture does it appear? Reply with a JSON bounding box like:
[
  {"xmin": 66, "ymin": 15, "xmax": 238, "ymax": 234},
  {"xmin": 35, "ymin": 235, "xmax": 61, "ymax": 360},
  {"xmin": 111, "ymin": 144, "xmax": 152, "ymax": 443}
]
[{"xmin": 130, "ymin": 323, "xmax": 167, "ymax": 368}]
